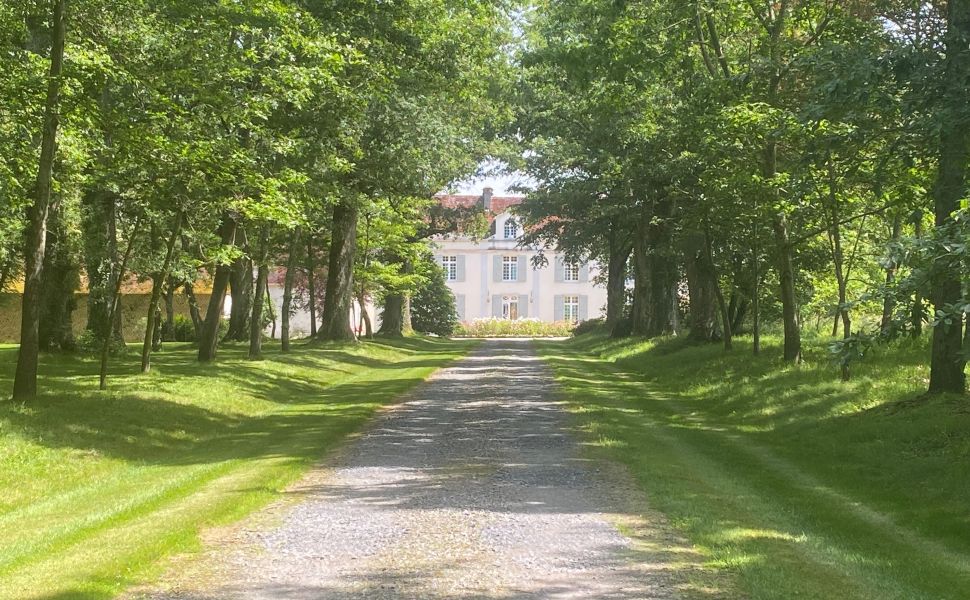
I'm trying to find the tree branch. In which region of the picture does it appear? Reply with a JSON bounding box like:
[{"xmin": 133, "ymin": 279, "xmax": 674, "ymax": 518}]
[
  {"xmin": 791, "ymin": 201, "xmax": 898, "ymax": 247},
  {"xmin": 693, "ymin": 3, "xmax": 719, "ymax": 78},
  {"xmin": 705, "ymin": 12, "xmax": 731, "ymax": 78}
]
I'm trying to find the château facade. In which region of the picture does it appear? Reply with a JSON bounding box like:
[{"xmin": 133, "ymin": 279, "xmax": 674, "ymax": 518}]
[{"xmin": 433, "ymin": 189, "xmax": 607, "ymax": 324}]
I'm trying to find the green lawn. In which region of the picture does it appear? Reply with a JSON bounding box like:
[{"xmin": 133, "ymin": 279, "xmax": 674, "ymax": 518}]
[
  {"xmin": 538, "ymin": 332, "xmax": 970, "ymax": 600},
  {"xmin": 0, "ymin": 337, "xmax": 475, "ymax": 600}
]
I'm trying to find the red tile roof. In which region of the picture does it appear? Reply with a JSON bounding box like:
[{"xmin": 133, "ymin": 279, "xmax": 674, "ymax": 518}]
[{"xmin": 436, "ymin": 193, "xmax": 524, "ymax": 224}]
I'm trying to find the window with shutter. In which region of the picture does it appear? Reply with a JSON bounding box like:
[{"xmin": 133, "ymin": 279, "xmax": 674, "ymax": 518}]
[
  {"xmin": 501, "ymin": 295, "xmax": 519, "ymax": 320},
  {"xmin": 441, "ymin": 256, "xmax": 458, "ymax": 281},
  {"xmin": 502, "ymin": 256, "xmax": 518, "ymax": 281},
  {"xmin": 563, "ymin": 262, "xmax": 580, "ymax": 282},
  {"xmin": 563, "ymin": 295, "xmax": 580, "ymax": 324}
]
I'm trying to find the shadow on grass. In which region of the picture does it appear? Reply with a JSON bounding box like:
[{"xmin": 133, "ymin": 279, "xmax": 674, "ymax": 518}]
[
  {"xmin": 537, "ymin": 336, "xmax": 970, "ymax": 599},
  {"xmin": 27, "ymin": 338, "xmax": 733, "ymax": 600},
  {"xmin": 0, "ymin": 338, "xmax": 472, "ymax": 467},
  {"xmin": 0, "ymin": 378, "xmax": 427, "ymax": 466}
]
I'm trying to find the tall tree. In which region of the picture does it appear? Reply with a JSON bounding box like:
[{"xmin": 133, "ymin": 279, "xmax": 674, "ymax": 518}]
[
  {"xmin": 13, "ymin": 0, "xmax": 67, "ymax": 400},
  {"xmin": 928, "ymin": 0, "xmax": 970, "ymax": 394}
]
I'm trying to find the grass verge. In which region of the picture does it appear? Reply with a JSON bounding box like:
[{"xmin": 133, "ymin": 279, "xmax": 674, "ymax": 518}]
[
  {"xmin": 537, "ymin": 332, "xmax": 970, "ymax": 600},
  {"xmin": 0, "ymin": 337, "xmax": 475, "ymax": 600}
]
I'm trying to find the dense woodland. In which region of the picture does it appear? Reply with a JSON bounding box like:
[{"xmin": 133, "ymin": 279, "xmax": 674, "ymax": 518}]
[
  {"xmin": 0, "ymin": 0, "xmax": 513, "ymax": 400},
  {"xmin": 513, "ymin": 0, "xmax": 970, "ymax": 393},
  {"xmin": 2, "ymin": 0, "xmax": 970, "ymax": 400}
]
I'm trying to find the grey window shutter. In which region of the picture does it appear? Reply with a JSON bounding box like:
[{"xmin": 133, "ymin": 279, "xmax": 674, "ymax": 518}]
[
  {"xmin": 517, "ymin": 255, "xmax": 528, "ymax": 283},
  {"xmin": 457, "ymin": 255, "xmax": 466, "ymax": 282},
  {"xmin": 554, "ymin": 257, "xmax": 564, "ymax": 283},
  {"xmin": 554, "ymin": 295, "xmax": 564, "ymax": 321},
  {"xmin": 456, "ymin": 294, "xmax": 466, "ymax": 321},
  {"xmin": 492, "ymin": 294, "xmax": 504, "ymax": 318},
  {"xmin": 579, "ymin": 295, "xmax": 589, "ymax": 321},
  {"xmin": 493, "ymin": 255, "xmax": 503, "ymax": 282},
  {"xmin": 519, "ymin": 294, "xmax": 529, "ymax": 319},
  {"xmin": 579, "ymin": 263, "xmax": 590, "ymax": 283}
]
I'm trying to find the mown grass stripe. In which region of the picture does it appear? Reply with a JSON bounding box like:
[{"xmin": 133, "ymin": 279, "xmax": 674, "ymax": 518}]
[
  {"xmin": 0, "ymin": 338, "xmax": 476, "ymax": 599},
  {"xmin": 538, "ymin": 336, "xmax": 970, "ymax": 600},
  {"xmin": 0, "ymin": 460, "xmax": 238, "ymax": 576}
]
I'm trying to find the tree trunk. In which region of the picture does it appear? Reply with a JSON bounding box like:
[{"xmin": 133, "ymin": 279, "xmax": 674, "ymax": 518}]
[
  {"xmin": 727, "ymin": 291, "xmax": 739, "ymax": 328},
  {"xmin": 631, "ymin": 197, "xmax": 676, "ymax": 338},
  {"xmin": 151, "ymin": 306, "xmax": 162, "ymax": 351},
  {"xmin": 163, "ymin": 277, "xmax": 176, "ymax": 342},
  {"xmin": 319, "ymin": 201, "xmax": 358, "ymax": 341},
  {"xmin": 764, "ymin": 139, "xmax": 801, "ymax": 363},
  {"xmin": 306, "ymin": 234, "xmax": 318, "ymax": 338},
  {"xmin": 912, "ymin": 217, "xmax": 924, "ymax": 338},
  {"xmin": 13, "ymin": 0, "xmax": 67, "ymax": 400},
  {"xmin": 773, "ymin": 212, "xmax": 801, "ymax": 363},
  {"xmin": 83, "ymin": 81, "xmax": 125, "ymax": 345},
  {"xmin": 646, "ymin": 199, "xmax": 677, "ymax": 336},
  {"xmin": 706, "ymin": 230, "xmax": 732, "ymax": 350},
  {"xmin": 928, "ymin": 0, "xmax": 970, "ymax": 394},
  {"xmin": 403, "ymin": 293, "xmax": 413, "ymax": 333},
  {"xmin": 606, "ymin": 222, "xmax": 632, "ymax": 329},
  {"xmin": 358, "ymin": 290, "xmax": 373, "ymax": 338},
  {"xmin": 281, "ymin": 229, "xmax": 301, "ymax": 352},
  {"xmin": 752, "ymin": 251, "xmax": 761, "ymax": 356},
  {"xmin": 249, "ymin": 227, "xmax": 270, "ymax": 359},
  {"xmin": 184, "ymin": 283, "xmax": 203, "ymax": 340},
  {"xmin": 684, "ymin": 233, "xmax": 719, "ymax": 343},
  {"xmin": 825, "ymin": 156, "xmax": 852, "ymax": 348},
  {"xmin": 99, "ymin": 216, "xmax": 141, "ymax": 390},
  {"xmin": 379, "ymin": 293, "xmax": 407, "ymax": 337},
  {"xmin": 141, "ymin": 211, "xmax": 183, "ymax": 373},
  {"xmin": 198, "ymin": 214, "xmax": 237, "ymax": 363},
  {"xmin": 881, "ymin": 213, "xmax": 903, "ymax": 335},
  {"xmin": 630, "ymin": 202, "xmax": 652, "ymax": 336},
  {"xmin": 225, "ymin": 226, "xmax": 253, "ymax": 342},
  {"xmin": 249, "ymin": 265, "xmax": 269, "ymax": 358},
  {"xmin": 266, "ymin": 285, "xmax": 276, "ymax": 339},
  {"xmin": 39, "ymin": 203, "xmax": 79, "ymax": 352},
  {"xmin": 82, "ymin": 190, "xmax": 124, "ymax": 344},
  {"xmin": 378, "ymin": 259, "xmax": 414, "ymax": 337},
  {"xmin": 730, "ymin": 297, "xmax": 749, "ymax": 333},
  {"xmin": 179, "ymin": 235, "xmax": 203, "ymax": 340}
]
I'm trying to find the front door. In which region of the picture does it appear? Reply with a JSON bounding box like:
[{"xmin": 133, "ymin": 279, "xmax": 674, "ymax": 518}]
[{"xmin": 502, "ymin": 295, "xmax": 519, "ymax": 320}]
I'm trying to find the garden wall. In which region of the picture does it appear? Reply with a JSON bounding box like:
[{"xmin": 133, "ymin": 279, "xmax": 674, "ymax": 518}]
[{"xmin": 0, "ymin": 293, "xmax": 211, "ymax": 343}]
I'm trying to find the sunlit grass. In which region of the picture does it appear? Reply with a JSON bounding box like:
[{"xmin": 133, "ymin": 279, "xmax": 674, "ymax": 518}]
[
  {"xmin": 0, "ymin": 337, "xmax": 475, "ymax": 600},
  {"xmin": 538, "ymin": 331, "xmax": 970, "ymax": 600}
]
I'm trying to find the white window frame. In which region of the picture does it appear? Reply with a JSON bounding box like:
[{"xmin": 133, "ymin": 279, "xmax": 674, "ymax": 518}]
[
  {"xmin": 502, "ymin": 295, "xmax": 520, "ymax": 320},
  {"xmin": 504, "ymin": 219, "xmax": 519, "ymax": 240},
  {"xmin": 441, "ymin": 255, "xmax": 458, "ymax": 281},
  {"xmin": 502, "ymin": 256, "xmax": 518, "ymax": 282},
  {"xmin": 563, "ymin": 295, "xmax": 580, "ymax": 324},
  {"xmin": 563, "ymin": 261, "xmax": 580, "ymax": 282}
]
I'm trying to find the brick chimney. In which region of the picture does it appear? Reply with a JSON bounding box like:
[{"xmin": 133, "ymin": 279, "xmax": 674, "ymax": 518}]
[{"xmin": 482, "ymin": 187, "xmax": 493, "ymax": 211}]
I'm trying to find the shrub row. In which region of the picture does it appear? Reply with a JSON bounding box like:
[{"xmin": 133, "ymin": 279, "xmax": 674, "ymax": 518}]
[{"xmin": 454, "ymin": 317, "xmax": 576, "ymax": 338}]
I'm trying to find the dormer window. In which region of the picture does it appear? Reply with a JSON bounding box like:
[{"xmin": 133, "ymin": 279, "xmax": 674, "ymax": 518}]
[{"xmin": 504, "ymin": 219, "xmax": 519, "ymax": 240}]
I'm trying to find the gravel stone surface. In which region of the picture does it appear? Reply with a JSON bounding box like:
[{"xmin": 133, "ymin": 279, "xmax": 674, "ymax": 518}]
[{"xmin": 134, "ymin": 340, "xmax": 701, "ymax": 599}]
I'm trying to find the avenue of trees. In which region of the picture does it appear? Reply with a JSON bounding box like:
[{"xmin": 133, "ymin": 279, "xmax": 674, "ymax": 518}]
[
  {"xmin": 4, "ymin": 0, "xmax": 970, "ymax": 401},
  {"xmin": 1, "ymin": 0, "xmax": 515, "ymax": 400},
  {"xmin": 511, "ymin": 0, "xmax": 970, "ymax": 394}
]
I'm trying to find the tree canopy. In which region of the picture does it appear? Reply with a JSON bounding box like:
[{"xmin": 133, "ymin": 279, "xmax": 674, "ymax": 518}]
[
  {"xmin": 510, "ymin": 0, "xmax": 970, "ymax": 392},
  {"xmin": 3, "ymin": 0, "xmax": 970, "ymax": 399}
]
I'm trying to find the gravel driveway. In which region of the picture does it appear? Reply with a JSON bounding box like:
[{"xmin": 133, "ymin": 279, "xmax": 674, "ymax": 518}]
[{"xmin": 136, "ymin": 340, "xmax": 703, "ymax": 599}]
